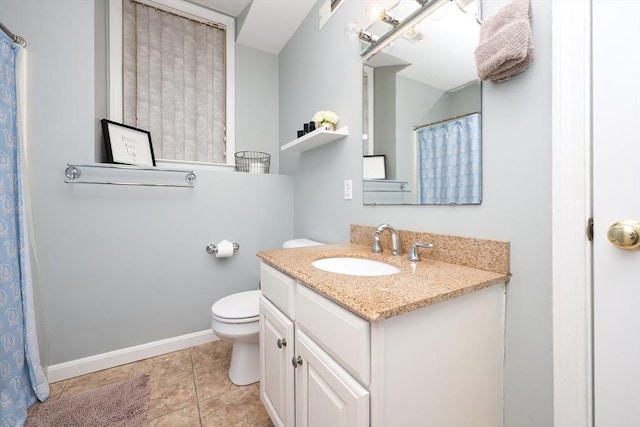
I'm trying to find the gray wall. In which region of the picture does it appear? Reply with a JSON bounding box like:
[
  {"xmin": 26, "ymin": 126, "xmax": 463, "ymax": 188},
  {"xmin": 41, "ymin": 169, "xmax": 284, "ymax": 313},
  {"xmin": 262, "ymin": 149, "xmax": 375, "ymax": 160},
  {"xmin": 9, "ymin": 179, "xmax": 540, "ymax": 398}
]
[
  {"xmin": 448, "ymin": 82, "xmax": 482, "ymax": 117},
  {"xmin": 419, "ymin": 81, "xmax": 481, "ymax": 126},
  {"xmin": 235, "ymin": 44, "xmax": 280, "ymax": 172},
  {"xmin": 395, "ymin": 76, "xmax": 442, "ymax": 186},
  {"xmin": 279, "ymin": 1, "xmax": 552, "ymax": 426},
  {"xmin": 372, "ymin": 65, "xmax": 404, "ymax": 180},
  {"xmin": 2, "ymin": 0, "xmax": 293, "ymax": 365}
]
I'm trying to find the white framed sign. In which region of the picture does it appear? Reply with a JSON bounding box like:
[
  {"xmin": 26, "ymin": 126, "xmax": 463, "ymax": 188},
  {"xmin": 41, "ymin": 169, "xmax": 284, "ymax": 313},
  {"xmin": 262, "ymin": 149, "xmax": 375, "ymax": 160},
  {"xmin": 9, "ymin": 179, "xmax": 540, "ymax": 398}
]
[
  {"xmin": 363, "ymin": 155, "xmax": 386, "ymax": 180},
  {"xmin": 101, "ymin": 119, "xmax": 156, "ymax": 166}
]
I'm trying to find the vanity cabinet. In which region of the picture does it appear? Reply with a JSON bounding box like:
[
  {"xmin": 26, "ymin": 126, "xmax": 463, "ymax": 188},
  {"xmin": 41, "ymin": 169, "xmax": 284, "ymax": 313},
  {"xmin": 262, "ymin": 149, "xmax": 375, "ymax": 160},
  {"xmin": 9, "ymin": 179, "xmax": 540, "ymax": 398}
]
[
  {"xmin": 259, "ymin": 261, "xmax": 505, "ymax": 427},
  {"xmin": 295, "ymin": 329, "xmax": 369, "ymax": 427},
  {"xmin": 259, "ymin": 296, "xmax": 295, "ymax": 427},
  {"xmin": 260, "ymin": 262, "xmax": 369, "ymax": 427}
]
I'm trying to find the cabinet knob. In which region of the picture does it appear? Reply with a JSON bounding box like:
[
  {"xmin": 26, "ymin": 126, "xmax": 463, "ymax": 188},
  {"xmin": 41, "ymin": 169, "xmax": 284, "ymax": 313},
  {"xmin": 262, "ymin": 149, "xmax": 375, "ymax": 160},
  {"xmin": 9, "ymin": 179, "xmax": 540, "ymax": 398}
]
[
  {"xmin": 291, "ymin": 355, "xmax": 303, "ymax": 368},
  {"xmin": 277, "ymin": 338, "xmax": 287, "ymax": 349}
]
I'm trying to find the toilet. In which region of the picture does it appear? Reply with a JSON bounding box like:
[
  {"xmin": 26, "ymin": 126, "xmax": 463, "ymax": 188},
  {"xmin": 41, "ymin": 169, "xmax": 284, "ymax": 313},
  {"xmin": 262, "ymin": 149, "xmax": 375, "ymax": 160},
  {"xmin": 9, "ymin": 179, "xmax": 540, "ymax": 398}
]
[{"xmin": 210, "ymin": 238, "xmax": 323, "ymax": 385}]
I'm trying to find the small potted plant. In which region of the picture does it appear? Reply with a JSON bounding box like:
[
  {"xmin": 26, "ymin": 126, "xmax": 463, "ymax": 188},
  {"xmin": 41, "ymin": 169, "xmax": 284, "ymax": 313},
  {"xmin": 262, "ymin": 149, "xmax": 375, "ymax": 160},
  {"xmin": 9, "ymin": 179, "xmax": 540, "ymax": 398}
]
[{"xmin": 312, "ymin": 110, "xmax": 339, "ymax": 131}]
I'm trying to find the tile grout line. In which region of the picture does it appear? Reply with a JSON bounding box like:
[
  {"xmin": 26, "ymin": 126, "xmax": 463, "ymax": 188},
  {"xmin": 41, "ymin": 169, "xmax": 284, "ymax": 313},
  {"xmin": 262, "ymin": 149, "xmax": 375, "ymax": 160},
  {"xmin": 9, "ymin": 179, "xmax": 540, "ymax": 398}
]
[{"xmin": 191, "ymin": 347, "xmax": 204, "ymax": 427}]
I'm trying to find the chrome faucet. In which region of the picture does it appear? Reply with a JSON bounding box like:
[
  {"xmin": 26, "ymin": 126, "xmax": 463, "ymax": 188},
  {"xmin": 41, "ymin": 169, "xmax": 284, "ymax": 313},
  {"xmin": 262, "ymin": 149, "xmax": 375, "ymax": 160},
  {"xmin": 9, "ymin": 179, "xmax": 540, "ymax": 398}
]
[
  {"xmin": 372, "ymin": 223, "xmax": 402, "ymax": 255},
  {"xmin": 407, "ymin": 242, "xmax": 434, "ymax": 262}
]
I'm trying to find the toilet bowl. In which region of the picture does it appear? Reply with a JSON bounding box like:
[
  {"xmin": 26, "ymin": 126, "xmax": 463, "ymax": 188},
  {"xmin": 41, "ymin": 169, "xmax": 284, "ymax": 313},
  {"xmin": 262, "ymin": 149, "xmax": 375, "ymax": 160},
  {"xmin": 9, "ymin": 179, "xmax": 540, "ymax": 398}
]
[
  {"xmin": 210, "ymin": 238, "xmax": 323, "ymax": 385},
  {"xmin": 211, "ymin": 290, "xmax": 261, "ymax": 385}
]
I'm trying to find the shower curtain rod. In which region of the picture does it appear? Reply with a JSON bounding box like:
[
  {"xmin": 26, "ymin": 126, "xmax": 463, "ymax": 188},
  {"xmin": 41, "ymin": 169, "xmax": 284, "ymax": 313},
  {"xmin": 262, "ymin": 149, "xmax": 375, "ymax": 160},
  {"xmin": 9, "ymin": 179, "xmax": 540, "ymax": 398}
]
[
  {"xmin": 0, "ymin": 22, "xmax": 26, "ymax": 47},
  {"xmin": 413, "ymin": 111, "xmax": 480, "ymax": 131}
]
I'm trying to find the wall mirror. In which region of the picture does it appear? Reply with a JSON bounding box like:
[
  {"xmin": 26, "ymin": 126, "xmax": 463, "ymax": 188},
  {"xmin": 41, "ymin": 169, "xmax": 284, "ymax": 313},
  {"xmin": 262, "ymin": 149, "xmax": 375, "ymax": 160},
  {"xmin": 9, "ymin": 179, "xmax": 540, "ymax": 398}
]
[{"xmin": 360, "ymin": 0, "xmax": 482, "ymax": 205}]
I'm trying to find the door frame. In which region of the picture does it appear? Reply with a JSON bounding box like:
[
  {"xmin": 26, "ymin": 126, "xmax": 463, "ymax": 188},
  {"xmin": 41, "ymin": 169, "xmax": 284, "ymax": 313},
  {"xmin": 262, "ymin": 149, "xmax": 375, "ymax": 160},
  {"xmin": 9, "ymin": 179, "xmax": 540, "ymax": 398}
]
[{"xmin": 551, "ymin": 1, "xmax": 593, "ymax": 427}]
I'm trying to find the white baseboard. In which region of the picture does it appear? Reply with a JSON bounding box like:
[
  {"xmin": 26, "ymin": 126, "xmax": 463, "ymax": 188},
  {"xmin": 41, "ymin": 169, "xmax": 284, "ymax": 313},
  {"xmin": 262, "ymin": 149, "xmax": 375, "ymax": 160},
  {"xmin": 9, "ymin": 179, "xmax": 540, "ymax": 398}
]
[{"xmin": 47, "ymin": 329, "xmax": 218, "ymax": 383}]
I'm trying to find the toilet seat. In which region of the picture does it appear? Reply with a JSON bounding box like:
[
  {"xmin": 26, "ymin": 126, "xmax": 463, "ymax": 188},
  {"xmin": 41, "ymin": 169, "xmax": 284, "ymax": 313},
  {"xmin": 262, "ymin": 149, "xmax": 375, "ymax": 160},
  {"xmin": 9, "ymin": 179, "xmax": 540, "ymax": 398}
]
[{"xmin": 211, "ymin": 290, "xmax": 260, "ymax": 324}]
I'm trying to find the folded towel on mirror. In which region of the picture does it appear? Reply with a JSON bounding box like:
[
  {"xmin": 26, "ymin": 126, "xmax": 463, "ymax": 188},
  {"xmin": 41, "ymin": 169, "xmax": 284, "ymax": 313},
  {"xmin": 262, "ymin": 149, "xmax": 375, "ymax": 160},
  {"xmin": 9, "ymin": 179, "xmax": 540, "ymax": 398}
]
[{"xmin": 474, "ymin": 0, "xmax": 534, "ymax": 82}]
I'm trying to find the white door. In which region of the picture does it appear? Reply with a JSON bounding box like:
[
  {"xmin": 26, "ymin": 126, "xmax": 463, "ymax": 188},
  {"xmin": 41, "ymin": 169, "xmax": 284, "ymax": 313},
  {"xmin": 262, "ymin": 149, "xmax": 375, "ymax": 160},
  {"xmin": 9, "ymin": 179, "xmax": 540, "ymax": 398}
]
[
  {"xmin": 593, "ymin": 1, "xmax": 640, "ymax": 425},
  {"xmin": 259, "ymin": 297, "xmax": 295, "ymax": 427},
  {"xmin": 294, "ymin": 330, "xmax": 369, "ymax": 427}
]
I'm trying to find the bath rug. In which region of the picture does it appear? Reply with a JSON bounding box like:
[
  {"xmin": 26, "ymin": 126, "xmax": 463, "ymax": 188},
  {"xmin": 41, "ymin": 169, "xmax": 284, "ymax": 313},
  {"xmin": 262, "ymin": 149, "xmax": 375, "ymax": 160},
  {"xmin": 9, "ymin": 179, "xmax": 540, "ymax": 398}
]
[{"xmin": 26, "ymin": 374, "xmax": 150, "ymax": 427}]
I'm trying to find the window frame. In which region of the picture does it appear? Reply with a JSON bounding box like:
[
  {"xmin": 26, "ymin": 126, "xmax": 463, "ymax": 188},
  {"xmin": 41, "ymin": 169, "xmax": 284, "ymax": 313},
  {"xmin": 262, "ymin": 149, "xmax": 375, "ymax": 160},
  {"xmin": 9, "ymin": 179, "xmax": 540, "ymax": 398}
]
[{"xmin": 108, "ymin": 0, "xmax": 235, "ymax": 167}]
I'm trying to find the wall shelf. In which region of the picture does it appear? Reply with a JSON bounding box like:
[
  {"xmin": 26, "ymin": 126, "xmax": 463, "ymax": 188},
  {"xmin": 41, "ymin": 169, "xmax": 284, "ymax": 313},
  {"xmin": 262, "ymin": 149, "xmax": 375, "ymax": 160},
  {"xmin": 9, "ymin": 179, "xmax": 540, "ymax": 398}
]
[{"xmin": 281, "ymin": 126, "xmax": 348, "ymax": 153}]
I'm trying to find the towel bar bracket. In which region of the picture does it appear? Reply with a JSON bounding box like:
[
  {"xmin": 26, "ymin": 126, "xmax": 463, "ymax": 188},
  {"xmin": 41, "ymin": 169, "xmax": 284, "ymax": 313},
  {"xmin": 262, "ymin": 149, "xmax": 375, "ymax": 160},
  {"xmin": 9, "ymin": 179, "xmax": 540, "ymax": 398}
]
[{"xmin": 65, "ymin": 166, "xmax": 81, "ymax": 180}]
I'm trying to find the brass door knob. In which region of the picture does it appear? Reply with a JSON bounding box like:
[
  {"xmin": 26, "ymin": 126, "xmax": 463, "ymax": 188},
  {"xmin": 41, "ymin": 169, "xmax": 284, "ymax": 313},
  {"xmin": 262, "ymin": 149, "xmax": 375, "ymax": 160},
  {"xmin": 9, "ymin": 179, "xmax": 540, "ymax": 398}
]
[{"xmin": 607, "ymin": 220, "xmax": 640, "ymax": 250}]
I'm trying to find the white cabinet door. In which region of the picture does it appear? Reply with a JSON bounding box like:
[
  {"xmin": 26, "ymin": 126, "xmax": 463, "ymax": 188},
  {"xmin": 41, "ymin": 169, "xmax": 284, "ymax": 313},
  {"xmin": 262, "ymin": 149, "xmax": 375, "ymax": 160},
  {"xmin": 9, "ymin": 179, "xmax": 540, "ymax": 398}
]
[
  {"xmin": 260, "ymin": 296, "xmax": 295, "ymax": 427},
  {"xmin": 295, "ymin": 330, "xmax": 369, "ymax": 427}
]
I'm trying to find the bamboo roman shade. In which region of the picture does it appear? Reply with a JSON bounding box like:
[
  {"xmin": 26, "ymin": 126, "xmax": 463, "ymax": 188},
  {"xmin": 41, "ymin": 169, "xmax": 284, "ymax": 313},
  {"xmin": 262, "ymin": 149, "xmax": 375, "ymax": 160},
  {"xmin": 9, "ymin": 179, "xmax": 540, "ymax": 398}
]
[{"xmin": 122, "ymin": 0, "xmax": 227, "ymax": 163}]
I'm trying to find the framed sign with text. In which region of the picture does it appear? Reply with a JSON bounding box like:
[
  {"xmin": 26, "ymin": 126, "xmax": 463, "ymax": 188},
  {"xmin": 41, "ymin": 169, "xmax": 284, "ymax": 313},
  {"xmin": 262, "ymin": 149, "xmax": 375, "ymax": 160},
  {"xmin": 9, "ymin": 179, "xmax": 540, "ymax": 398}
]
[
  {"xmin": 363, "ymin": 155, "xmax": 386, "ymax": 180},
  {"xmin": 101, "ymin": 119, "xmax": 156, "ymax": 166}
]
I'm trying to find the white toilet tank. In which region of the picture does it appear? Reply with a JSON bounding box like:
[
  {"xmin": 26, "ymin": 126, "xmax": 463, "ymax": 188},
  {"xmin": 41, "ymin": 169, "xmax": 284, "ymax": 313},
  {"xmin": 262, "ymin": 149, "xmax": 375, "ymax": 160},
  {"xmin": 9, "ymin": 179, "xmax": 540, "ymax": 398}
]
[{"xmin": 282, "ymin": 238, "xmax": 323, "ymax": 248}]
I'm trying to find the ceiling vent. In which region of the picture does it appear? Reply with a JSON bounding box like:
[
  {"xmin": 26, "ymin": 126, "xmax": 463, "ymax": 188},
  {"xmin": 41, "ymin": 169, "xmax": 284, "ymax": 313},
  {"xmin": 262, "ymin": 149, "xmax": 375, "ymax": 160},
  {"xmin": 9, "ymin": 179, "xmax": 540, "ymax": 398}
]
[{"xmin": 319, "ymin": 0, "xmax": 344, "ymax": 29}]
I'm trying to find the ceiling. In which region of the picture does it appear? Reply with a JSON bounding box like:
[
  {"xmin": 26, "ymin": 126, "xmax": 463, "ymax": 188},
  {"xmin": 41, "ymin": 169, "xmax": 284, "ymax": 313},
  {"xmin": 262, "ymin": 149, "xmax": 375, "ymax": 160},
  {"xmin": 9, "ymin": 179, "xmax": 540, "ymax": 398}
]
[{"xmin": 185, "ymin": 0, "xmax": 316, "ymax": 54}]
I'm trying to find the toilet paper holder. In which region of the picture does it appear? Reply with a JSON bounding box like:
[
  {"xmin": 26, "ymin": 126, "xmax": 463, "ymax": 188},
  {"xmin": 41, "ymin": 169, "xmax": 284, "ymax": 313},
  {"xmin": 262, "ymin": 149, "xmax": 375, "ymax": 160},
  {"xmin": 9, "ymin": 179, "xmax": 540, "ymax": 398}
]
[{"xmin": 206, "ymin": 242, "xmax": 240, "ymax": 255}]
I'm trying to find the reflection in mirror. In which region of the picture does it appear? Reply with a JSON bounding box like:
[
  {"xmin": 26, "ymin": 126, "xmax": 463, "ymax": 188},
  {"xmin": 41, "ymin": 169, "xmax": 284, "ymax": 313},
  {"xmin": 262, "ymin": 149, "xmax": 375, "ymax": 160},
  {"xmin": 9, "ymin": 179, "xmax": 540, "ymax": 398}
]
[{"xmin": 362, "ymin": 0, "xmax": 482, "ymax": 205}]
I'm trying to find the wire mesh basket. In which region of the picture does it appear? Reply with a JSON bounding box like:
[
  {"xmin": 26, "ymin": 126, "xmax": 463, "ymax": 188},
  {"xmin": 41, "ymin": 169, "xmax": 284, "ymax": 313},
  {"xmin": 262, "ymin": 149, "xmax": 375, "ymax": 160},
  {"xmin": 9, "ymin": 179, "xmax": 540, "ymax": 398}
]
[{"xmin": 234, "ymin": 151, "xmax": 271, "ymax": 174}]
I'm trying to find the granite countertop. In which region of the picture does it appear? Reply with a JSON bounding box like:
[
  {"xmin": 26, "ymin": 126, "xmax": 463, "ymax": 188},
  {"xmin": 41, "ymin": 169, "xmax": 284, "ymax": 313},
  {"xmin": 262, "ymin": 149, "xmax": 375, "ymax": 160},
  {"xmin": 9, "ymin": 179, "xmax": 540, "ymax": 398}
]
[{"xmin": 257, "ymin": 243, "xmax": 509, "ymax": 322}]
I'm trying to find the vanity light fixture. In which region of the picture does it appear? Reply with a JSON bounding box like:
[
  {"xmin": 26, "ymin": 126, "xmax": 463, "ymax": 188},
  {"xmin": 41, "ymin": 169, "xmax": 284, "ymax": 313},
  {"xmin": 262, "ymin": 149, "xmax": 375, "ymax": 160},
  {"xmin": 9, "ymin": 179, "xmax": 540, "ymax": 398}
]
[
  {"xmin": 365, "ymin": 2, "xmax": 424, "ymax": 43},
  {"xmin": 361, "ymin": 0, "xmax": 448, "ymax": 58},
  {"xmin": 366, "ymin": 2, "xmax": 401, "ymax": 27},
  {"xmin": 345, "ymin": 22, "xmax": 395, "ymax": 53},
  {"xmin": 344, "ymin": 22, "xmax": 378, "ymax": 44},
  {"xmin": 380, "ymin": 11, "xmax": 401, "ymax": 26}
]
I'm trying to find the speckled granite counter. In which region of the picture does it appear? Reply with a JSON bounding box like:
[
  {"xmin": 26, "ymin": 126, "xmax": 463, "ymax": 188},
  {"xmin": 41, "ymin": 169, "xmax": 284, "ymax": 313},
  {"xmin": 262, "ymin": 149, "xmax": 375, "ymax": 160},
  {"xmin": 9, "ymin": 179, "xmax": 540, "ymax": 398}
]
[{"xmin": 257, "ymin": 239, "xmax": 510, "ymax": 322}]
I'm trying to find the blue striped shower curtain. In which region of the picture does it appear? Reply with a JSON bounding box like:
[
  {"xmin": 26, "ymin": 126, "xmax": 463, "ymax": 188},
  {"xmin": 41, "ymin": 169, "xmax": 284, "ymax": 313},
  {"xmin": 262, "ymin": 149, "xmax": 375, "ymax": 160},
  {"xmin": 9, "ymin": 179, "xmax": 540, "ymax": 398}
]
[
  {"xmin": 416, "ymin": 113, "xmax": 481, "ymax": 204},
  {"xmin": 0, "ymin": 32, "xmax": 49, "ymax": 425}
]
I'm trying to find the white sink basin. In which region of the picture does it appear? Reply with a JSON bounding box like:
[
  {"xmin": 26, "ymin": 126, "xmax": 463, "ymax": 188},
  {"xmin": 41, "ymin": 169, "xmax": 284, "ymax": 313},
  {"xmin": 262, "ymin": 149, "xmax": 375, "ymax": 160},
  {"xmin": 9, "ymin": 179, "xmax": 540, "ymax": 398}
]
[{"xmin": 312, "ymin": 257, "xmax": 400, "ymax": 276}]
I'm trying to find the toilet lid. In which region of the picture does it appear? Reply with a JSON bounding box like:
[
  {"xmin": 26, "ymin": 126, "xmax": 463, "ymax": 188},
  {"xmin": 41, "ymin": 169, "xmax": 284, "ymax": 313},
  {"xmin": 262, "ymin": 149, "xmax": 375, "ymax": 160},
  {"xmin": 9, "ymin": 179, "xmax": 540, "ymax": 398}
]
[{"xmin": 211, "ymin": 290, "xmax": 260, "ymax": 320}]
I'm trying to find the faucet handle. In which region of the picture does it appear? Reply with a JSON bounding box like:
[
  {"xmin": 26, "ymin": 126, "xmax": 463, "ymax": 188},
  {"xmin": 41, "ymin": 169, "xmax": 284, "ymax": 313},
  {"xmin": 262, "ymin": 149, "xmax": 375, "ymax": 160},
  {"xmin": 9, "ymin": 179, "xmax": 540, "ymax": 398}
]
[
  {"xmin": 407, "ymin": 242, "xmax": 434, "ymax": 261},
  {"xmin": 372, "ymin": 235, "xmax": 383, "ymax": 253}
]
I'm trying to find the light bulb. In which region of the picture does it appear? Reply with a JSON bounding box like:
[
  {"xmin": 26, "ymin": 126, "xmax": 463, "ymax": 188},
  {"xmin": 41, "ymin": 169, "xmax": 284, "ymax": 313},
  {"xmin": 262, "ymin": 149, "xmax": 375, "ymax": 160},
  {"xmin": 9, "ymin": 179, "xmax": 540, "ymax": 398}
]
[
  {"xmin": 344, "ymin": 22, "xmax": 362, "ymax": 41},
  {"xmin": 345, "ymin": 22, "xmax": 377, "ymax": 43},
  {"xmin": 365, "ymin": 1, "xmax": 385, "ymax": 22},
  {"xmin": 403, "ymin": 27, "xmax": 424, "ymax": 43}
]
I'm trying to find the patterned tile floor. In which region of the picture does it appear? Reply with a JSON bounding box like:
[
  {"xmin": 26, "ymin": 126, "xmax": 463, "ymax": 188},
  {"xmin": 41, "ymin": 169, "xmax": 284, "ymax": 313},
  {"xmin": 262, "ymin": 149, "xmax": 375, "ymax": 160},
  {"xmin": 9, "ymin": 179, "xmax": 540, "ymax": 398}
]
[{"xmin": 28, "ymin": 340, "xmax": 274, "ymax": 426}]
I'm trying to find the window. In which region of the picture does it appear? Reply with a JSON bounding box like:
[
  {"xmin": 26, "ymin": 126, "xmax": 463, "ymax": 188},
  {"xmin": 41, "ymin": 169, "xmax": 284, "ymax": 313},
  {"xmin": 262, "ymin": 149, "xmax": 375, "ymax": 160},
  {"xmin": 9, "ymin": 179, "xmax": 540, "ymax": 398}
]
[{"xmin": 109, "ymin": 0, "xmax": 235, "ymax": 166}]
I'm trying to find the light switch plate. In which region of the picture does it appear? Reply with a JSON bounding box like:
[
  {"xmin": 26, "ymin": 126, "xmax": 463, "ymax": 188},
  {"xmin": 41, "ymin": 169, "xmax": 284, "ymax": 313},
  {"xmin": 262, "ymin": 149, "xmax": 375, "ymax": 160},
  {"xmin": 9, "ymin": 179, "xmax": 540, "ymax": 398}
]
[{"xmin": 344, "ymin": 179, "xmax": 353, "ymax": 200}]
